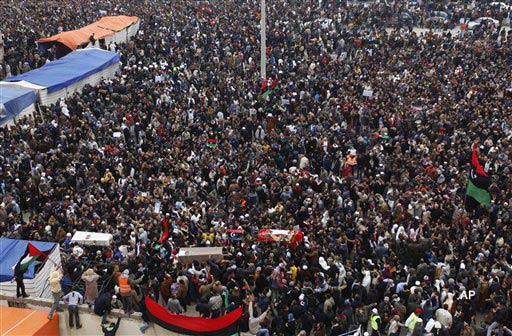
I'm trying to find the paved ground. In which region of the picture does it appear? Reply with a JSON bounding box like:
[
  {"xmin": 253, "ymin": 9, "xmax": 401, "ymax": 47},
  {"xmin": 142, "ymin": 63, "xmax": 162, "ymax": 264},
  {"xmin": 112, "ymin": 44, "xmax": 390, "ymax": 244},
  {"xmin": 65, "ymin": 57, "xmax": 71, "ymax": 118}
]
[{"xmin": 1, "ymin": 299, "xmax": 251, "ymax": 336}]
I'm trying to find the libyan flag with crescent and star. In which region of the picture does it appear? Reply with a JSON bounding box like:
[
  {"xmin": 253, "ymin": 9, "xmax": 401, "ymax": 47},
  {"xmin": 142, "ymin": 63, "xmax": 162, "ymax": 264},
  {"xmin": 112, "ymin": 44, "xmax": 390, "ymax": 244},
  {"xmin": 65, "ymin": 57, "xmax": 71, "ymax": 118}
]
[
  {"xmin": 466, "ymin": 144, "xmax": 491, "ymax": 210},
  {"xmin": 227, "ymin": 229, "xmax": 244, "ymax": 241}
]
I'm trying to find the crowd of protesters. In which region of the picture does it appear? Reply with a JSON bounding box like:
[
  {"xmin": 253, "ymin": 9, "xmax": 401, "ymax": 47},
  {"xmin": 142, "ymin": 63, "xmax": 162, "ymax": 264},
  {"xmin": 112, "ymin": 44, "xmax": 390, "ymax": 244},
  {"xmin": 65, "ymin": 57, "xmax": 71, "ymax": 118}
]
[{"xmin": 1, "ymin": 0, "xmax": 512, "ymax": 335}]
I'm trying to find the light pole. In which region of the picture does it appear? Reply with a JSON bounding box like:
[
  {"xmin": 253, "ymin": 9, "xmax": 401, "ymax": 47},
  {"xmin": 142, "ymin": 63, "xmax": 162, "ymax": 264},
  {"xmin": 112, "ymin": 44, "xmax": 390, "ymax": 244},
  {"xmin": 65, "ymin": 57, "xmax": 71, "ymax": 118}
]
[
  {"xmin": 260, "ymin": 0, "xmax": 266, "ymax": 80},
  {"xmin": 0, "ymin": 29, "xmax": 4, "ymax": 64}
]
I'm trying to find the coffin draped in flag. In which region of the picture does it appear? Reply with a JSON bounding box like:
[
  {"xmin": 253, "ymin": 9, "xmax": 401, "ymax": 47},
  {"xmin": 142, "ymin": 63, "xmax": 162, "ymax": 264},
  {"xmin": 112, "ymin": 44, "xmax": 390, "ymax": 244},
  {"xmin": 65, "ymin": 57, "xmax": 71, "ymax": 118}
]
[
  {"xmin": 257, "ymin": 229, "xmax": 304, "ymax": 249},
  {"xmin": 145, "ymin": 296, "xmax": 242, "ymax": 336},
  {"xmin": 466, "ymin": 144, "xmax": 491, "ymax": 209}
]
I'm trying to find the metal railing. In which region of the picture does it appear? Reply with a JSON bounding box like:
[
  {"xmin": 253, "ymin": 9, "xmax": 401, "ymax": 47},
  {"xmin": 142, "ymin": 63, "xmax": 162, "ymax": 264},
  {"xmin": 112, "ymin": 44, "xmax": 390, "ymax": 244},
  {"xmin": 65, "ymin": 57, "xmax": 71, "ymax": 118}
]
[{"xmin": 338, "ymin": 326, "xmax": 362, "ymax": 336}]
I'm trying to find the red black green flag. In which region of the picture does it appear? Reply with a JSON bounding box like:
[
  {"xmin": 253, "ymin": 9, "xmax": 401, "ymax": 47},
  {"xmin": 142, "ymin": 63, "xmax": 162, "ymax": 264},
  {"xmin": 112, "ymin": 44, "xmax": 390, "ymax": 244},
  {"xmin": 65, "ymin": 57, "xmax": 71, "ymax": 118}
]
[
  {"xmin": 145, "ymin": 296, "xmax": 241, "ymax": 335},
  {"xmin": 466, "ymin": 144, "xmax": 491, "ymax": 209}
]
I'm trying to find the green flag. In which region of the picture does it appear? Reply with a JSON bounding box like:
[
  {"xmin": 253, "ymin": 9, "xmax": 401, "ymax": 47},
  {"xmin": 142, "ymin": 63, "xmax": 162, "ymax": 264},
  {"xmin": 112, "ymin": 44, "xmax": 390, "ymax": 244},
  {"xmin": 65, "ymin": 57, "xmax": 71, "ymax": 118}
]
[
  {"xmin": 466, "ymin": 179, "xmax": 491, "ymax": 206},
  {"xmin": 262, "ymin": 89, "xmax": 273, "ymax": 98},
  {"xmin": 262, "ymin": 83, "xmax": 277, "ymax": 98}
]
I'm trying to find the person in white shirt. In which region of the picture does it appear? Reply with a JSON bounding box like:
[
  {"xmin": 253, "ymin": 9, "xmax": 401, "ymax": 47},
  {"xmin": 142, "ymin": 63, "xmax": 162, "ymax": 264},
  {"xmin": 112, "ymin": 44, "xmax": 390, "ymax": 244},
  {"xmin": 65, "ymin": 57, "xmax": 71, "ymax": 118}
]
[
  {"xmin": 255, "ymin": 126, "xmax": 266, "ymax": 140},
  {"xmin": 63, "ymin": 288, "xmax": 83, "ymax": 329},
  {"xmin": 387, "ymin": 315, "xmax": 404, "ymax": 336},
  {"xmin": 435, "ymin": 304, "xmax": 452, "ymax": 329},
  {"xmin": 248, "ymin": 299, "xmax": 270, "ymax": 336}
]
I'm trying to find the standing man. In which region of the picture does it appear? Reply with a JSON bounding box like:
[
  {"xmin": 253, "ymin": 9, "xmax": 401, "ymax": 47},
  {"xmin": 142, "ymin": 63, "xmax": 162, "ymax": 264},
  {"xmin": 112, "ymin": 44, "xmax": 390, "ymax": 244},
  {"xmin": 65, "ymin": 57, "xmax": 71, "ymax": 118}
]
[
  {"xmin": 405, "ymin": 308, "xmax": 422, "ymax": 336},
  {"xmin": 13, "ymin": 265, "xmax": 29, "ymax": 298},
  {"xmin": 48, "ymin": 269, "xmax": 63, "ymax": 320},
  {"xmin": 118, "ymin": 269, "xmax": 144, "ymax": 314},
  {"xmin": 89, "ymin": 33, "xmax": 96, "ymax": 47},
  {"xmin": 386, "ymin": 315, "xmax": 404, "ymax": 336},
  {"xmin": 487, "ymin": 301, "xmax": 508, "ymax": 336},
  {"xmin": 370, "ymin": 308, "xmax": 382, "ymax": 336},
  {"xmin": 63, "ymin": 287, "xmax": 83, "ymax": 329},
  {"xmin": 248, "ymin": 296, "xmax": 271, "ymax": 336},
  {"xmin": 94, "ymin": 291, "xmax": 113, "ymax": 323}
]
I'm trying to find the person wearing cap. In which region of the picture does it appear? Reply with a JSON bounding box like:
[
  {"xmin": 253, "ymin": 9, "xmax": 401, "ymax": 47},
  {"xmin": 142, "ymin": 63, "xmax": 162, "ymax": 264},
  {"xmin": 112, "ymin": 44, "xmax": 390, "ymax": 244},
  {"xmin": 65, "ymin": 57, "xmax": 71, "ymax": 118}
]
[
  {"xmin": 118, "ymin": 269, "xmax": 144, "ymax": 314},
  {"xmin": 285, "ymin": 312, "xmax": 297, "ymax": 335},
  {"xmin": 345, "ymin": 149, "xmax": 359, "ymax": 178},
  {"xmin": 63, "ymin": 233, "xmax": 72, "ymax": 253},
  {"xmin": 110, "ymin": 294, "xmax": 122, "ymax": 310},
  {"xmin": 370, "ymin": 308, "xmax": 382, "ymax": 336},
  {"xmin": 405, "ymin": 308, "xmax": 422, "ymax": 336}
]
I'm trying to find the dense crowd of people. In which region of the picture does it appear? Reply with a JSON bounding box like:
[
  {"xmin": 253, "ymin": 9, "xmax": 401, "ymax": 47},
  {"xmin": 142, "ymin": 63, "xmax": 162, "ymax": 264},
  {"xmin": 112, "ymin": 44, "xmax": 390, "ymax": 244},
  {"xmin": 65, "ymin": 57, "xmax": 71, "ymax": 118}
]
[{"xmin": 1, "ymin": 0, "xmax": 512, "ymax": 335}]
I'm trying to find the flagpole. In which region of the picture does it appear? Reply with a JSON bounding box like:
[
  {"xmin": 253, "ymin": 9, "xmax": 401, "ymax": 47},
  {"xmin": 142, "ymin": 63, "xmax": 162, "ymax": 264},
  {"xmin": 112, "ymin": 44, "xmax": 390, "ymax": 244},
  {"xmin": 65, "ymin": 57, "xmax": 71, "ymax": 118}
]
[
  {"xmin": 46, "ymin": 256, "xmax": 62, "ymax": 270},
  {"xmin": 465, "ymin": 142, "xmax": 474, "ymax": 212},
  {"xmin": 41, "ymin": 250, "xmax": 62, "ymax": 270}
]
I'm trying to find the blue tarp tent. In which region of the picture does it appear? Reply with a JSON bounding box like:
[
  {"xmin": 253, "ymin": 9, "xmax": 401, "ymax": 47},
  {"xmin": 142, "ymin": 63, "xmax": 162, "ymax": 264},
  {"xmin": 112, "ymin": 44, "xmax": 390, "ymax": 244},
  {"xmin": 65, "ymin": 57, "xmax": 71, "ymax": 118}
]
[
  {"xmin": 0, "ymin": 239, "xmax": 57, "ymax": 282},
  {"xmin": 0, "ymin": 86, "xmax": 37, "ymax": 124},
  {"xmin": 5, "ymin": 49, "xmax": 120, "ymax": 94}
]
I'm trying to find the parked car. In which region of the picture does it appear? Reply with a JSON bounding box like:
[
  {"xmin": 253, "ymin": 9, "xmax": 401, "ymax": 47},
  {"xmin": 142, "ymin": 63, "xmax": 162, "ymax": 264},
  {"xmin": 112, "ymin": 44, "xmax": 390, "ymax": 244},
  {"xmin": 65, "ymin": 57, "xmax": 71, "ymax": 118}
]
[
  {"xmin": 489, "ymin": 2, "xmax": 510, "ymax": 11},
  {"xmin": 426, "ymin": 11, "xmax": 451, "ymax": 27},
  {"xmin": 467, "ymin": 17, "xmax": 499, "ymax": 29},
  {"xmin": 398, "ymin": 11, "xmax": 416, "ymax": 27}
]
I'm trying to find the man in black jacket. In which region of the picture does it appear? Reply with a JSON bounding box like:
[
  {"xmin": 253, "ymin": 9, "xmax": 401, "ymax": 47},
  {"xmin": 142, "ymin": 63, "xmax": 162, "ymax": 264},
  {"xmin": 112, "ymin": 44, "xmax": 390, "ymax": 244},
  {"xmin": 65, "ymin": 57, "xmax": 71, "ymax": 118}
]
[
  {"xmin": 94, "ymin": 292, "xmax": 113, "ymax": 323},
  {"xmin": 13, "ymin": 265, "xmax": 29, "ymax": 298},
  {"xmin": 486, "ymin": 301, "xmax": 508, "ymax": 336},
  {"xmin": 102, "ymin": 317, "xmax": 121, "ymax": 336}
]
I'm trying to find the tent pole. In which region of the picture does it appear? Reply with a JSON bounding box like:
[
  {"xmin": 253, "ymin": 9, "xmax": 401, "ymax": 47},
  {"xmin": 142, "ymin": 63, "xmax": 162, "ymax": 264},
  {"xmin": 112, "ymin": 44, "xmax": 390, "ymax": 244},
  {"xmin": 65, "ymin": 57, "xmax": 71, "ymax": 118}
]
[{"xmin": 37, "ymin": 103, "xmax": 45, "ymax": 123}]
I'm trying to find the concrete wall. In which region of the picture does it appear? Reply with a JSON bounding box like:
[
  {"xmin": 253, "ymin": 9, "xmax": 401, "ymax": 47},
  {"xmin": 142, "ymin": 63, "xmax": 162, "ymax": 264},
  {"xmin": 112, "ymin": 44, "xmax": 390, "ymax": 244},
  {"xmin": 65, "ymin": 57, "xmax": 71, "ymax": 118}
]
[
  {"xmin": 0, "ymin": 296, "xmax": 253, "ymax": 336},
  {"xmin": 0, "ymin": 296, "xmax": 177, "ymax": 335}
]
